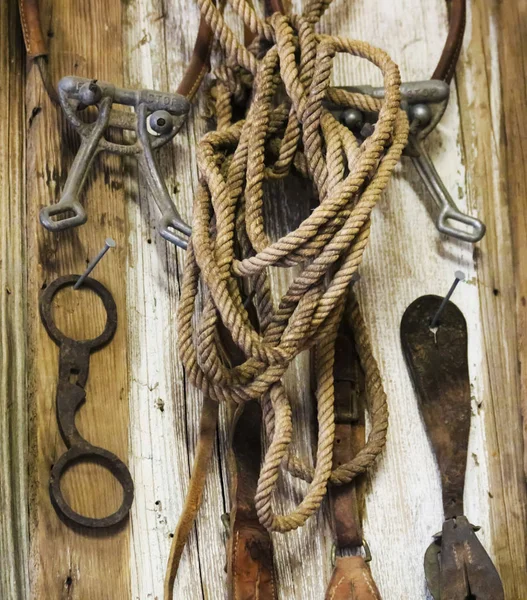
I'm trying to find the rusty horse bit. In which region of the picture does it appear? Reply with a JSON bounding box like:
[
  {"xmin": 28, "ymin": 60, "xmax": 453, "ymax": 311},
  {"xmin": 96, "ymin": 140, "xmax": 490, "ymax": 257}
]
[
  {"xmin": 39, "ymin": 76, "xmax": 192, "ymax": 249},
  {"xmin": 40, "ymin": 274, "xmax": 134, "ymax": 528}
]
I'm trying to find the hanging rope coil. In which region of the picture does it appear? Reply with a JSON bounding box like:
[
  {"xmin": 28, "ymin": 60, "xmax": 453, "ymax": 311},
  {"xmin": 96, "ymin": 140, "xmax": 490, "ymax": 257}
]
[{"xmin": 178, "ymin": 0, "xmax": 409, "ymax": 533}]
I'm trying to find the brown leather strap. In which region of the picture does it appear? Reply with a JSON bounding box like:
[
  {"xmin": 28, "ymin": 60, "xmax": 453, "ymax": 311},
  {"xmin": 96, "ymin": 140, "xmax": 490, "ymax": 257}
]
[
  {"xmin": 432, "ymin": 0, "xmax": 466, "ymax": 83},
  {"xmin": 226, "ymin": 401, "xmax": 277, "ymax": 600},
  {"xmin": 177, "ymin": 15, "xmax": 214, "ymax": 101},
  {"xmin": 18, "ymin": 0, "xmax": 213, "ymax": 101},
  {"xmin": 325, "ymin": 557, "xmax": 382, "ymax": 600},
  {"xmin": 18, "ymin": 0, "xmax": 47, "ymax": 59},
  {"xmin": 329, "ymin": 327, "xmax": 365, "ymax": 549},
  {"xmin": 164, "ymin": 396, "xmax": 219, "ymax": 599},
  {"xmin": 326, "ymin": 326, "xmax": 383, "ymax": 599}
]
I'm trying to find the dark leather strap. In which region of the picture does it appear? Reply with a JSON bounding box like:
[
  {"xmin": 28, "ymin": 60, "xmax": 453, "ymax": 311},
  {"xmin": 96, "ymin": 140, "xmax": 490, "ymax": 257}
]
[
  {"xmin": 432, "ymin": 0, "xmax": 466, "ymax": 83},
  {"xmin": 326, "ymin": 325, "xmax": 383, "ymax": 599},
  {"xmin": 227, "ymin": 401, "xmax": 277, "ymax": 600},
  {"xmin": 329, "ymin": 328, "xmax": 365, "ymax": 548},
  {"xmin": 177, "ymin": 15, "xmax": 214, "ymax": 101}
]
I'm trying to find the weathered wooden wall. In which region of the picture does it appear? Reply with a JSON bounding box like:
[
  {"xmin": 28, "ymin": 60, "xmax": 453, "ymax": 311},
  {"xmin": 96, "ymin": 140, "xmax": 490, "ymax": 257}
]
[
  {"xmin": 1, "ymin": 0, "xmax": 526, "ymax": 598},
  {"xmin": 0, "ymin": 1, "xmax": 28, "ymax": 598}
]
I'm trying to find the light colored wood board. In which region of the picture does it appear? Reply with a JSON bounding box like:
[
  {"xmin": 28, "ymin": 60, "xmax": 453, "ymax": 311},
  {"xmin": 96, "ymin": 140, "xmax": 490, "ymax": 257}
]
[
  {"xmin": 0, "ymin": 2, "xmax": 29, "ymax": 599},
  {"xmin": 497, "ymin": 0, "xmax": 527, "ymax": 476},
  {"xmin": 313, "ymin": 2, "xmax": 491, "ymax": 597},
  {"xmin": 122, "ymin": 1, "xmax": 228, "ymax": 598},
  {"xmin": 25, "ymin": 0, "xmax": 131, "ymax": 598},
  {"xmin": 456, "ymin": 0, "xmax": 527, "ymax": 595}
]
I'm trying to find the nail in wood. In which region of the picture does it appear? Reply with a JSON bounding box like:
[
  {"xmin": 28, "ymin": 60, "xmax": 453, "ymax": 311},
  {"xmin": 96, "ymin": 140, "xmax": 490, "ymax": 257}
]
[
  {"xmin": 74, "ymin": 238, "xmax": 116, "ymax": 290},
  {"xmin": 430, "ymin": 270, "xmax": 465, "ymax": 328}
]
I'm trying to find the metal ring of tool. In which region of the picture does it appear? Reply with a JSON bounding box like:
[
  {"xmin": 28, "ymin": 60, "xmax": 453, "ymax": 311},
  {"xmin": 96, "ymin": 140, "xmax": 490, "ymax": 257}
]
[
  {"xmin": 49, "ymin": 442, "xmax": 134, "ymax": 529},
  {"xmin": 39, "ymin": 274, "xmax": 117, "ymax": 350},
  {"xmin": 40, "ymin": 274, "xmax": 134, "ymax": 528}
]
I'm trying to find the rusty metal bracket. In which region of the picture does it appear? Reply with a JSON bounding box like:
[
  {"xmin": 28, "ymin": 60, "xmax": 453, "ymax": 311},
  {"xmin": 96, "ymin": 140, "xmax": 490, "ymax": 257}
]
[
  {"xmin": 400, "ymin": 295, "xmax": 503, "ymax": 599},
  {"xmin": 40, "ymin": 274, "xmax": 134, "ymax": 529},
  {"xmin": 39, "ymin": 76, "xmax": 192, "ymax": 248}
]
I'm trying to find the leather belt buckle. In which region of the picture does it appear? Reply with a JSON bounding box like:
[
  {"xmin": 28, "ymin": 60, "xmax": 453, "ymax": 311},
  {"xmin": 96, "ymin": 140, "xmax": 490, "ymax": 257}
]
[{"xmin": 334, "ymin": 380, "xmax": 360, "ymax": 424}]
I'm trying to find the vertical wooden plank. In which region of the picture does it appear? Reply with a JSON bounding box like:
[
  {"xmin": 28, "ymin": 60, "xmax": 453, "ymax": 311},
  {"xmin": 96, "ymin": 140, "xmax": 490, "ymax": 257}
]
[
  {"xmin": 497, "ymin": 0, "xmax": 527, "ymax": 476},
  {"xmin": 122, "ymin": 1, "xmax": 228, "ymax": 598},
  {"xmin": 0, "ymin": 1, "xmax": 29, "ymax": 598},
  {"xmin": 26, "ymin": 1, "xmax": 131, "ymax": 597},
  {"xmin": 456, "ymin": 1, "xmax": 527, "ymax": 596}
]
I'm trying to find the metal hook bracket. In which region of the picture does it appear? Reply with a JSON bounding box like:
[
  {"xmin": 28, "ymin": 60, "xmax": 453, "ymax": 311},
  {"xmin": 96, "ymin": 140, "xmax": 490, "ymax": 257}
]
[
  {"xmin": 329, "ymin": 80, "xmax": 486, "ymax": 243},
  {"xmin": 40, "ymin": 76, "xmax": 192, "ymax": 249}
]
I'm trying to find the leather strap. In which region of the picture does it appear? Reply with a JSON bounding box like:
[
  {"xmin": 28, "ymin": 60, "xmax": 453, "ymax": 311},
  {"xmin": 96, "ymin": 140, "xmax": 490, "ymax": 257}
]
[
  {"xmin": 165, "ymin": 315, "xmax": 276, "ymax": 599},
  {"xmin": 177, "ymin": 15, "xmax": 214, "ymax": 101},
  {"xmin": 432, "ymin": 0, "xmax": 466, "ymax": 83},
  {"xmin": 17, "ymin": 0, "xmax": 213, "ymax": 101},
  {"xmin": 18, "ymin": 0, "xmax": 47, "ymax": 59},
  {"xmin": 329, "ymin": 327, "xmax": 365, "ymax": 548},
  {"xmin": 164, "ymin": 396, "xmax": 219, "ymax": 599},
  {"xmin": 325, "ymin": 557, "xmax": 381, "ymax": 600},
  {"xmin": 326, "ymin": 325, "xmax": 383, "ymax": 599},
  {"xmin": 226, "ymin": 401, "xmax": 277, "ymax": 600}
]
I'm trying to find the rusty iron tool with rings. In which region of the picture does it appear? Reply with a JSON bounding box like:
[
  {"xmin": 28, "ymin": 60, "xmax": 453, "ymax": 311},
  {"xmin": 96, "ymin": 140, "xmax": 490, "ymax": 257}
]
[
  {"xmin": 18, "ymin": 0, "xmax": 214, "ymax": 249},
  {"xmin": 39, "ymin": 274, "xmax": 134, "ymax": 529},
  {"xmin": 401, "ymin": 293, "xmax": 504, "ymax": 599},
  {"xmin": 330, "ymin": 0, "xmax": 485, "ymax": 243}
]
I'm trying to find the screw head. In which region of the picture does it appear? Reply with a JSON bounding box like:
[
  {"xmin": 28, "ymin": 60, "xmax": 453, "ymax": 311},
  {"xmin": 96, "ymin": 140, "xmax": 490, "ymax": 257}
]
[
  {"xmin": 105, "ymin": 237, "xmax": 116, "ymax": 248},
  {"xmin": 149, "ymin": 110, "xmax": 173, "ymax": 135}
]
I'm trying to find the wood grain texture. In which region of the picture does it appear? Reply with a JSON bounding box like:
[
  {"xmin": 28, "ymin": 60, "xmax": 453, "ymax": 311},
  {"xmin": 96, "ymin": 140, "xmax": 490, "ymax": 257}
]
[
  {"xmin": 2, "ymin": 0, "xmax": 524, "ymax": 598},
  {"xmin": 25, "ymin": 0, "xmax": 131, "ymax": 598},
  {"xmin": 497, "ymin": 0, "xmax": 527, "ymax": 477},
  {"xmin": 456, "ymin": 1, "xmax": 527, "ymax": 595},
  {"xmin": 0, "ymin": 2, "xmax": 29, "ymax": 599}
]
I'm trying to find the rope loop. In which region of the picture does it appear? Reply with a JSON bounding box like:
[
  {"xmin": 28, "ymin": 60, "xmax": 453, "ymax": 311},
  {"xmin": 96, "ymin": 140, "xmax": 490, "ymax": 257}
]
[{"xmin": 178, "ymin": 0, "xmax": 409, "ymax": 532}]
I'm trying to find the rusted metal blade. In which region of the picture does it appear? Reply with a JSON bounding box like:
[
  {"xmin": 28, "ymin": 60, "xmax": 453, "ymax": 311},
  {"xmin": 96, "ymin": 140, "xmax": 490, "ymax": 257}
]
[{"xmin": 400, "ymin": 294, "xmax": 470, "ymax": 518}]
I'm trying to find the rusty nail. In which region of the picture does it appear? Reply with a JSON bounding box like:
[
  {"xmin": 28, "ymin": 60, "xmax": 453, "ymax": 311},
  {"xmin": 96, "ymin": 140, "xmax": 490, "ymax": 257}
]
[
  {"xmin": 74, "ymin": 238, "xmax": 116, "ymax": 290},
  {"xmin": 430, "ymin": 270, "xmax": 465, "ymax": 328}
]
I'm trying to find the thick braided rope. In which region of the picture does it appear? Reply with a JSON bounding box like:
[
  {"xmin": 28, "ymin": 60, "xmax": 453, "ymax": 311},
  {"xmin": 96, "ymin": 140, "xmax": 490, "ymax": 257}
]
[{"xmin": 178, "ymin": 0, "xmax": 409, "ymax": 532}]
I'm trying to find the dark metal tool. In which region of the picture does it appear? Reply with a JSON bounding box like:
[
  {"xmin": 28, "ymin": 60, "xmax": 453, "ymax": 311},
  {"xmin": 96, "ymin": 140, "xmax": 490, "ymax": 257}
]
[
  {"xmin": 39, "ymin": 77, "xmax": 192, "ymax": 248},
  {"xmin": 400, "ymin": 295, "xmax": 503, "ymax": 599},
  {"xmin": 40, "ymin": 274, "xmax": 134, "ymax": 529}
]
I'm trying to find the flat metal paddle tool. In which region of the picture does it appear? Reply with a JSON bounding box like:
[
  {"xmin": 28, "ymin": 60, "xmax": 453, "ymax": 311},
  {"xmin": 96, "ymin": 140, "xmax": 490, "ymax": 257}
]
[{"xmin": 400, "ymin": 295, "xmax": 503, "ymax": 599}]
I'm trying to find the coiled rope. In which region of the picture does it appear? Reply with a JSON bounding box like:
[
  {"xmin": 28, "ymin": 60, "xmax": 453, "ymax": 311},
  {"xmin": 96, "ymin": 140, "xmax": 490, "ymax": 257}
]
[{"xmin": 178, "ymin": 0, "xmax": 408, "ymax": 534}]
